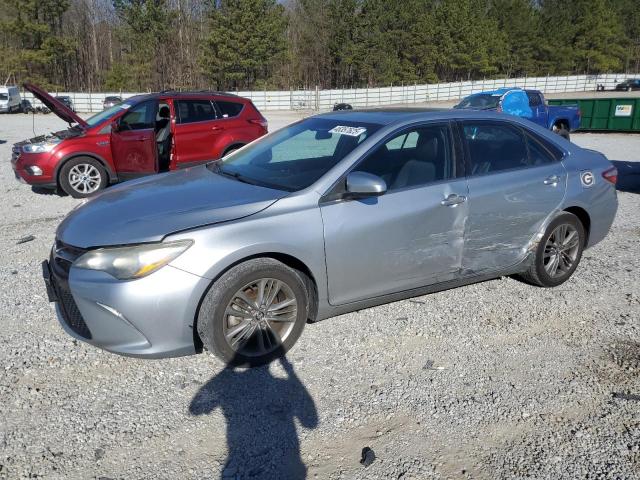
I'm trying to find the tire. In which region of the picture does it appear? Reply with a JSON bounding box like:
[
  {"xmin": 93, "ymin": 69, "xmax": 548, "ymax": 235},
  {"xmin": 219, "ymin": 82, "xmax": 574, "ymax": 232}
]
[
  {"xmin": 554, "ymin": 124, "xmax": 570, "ymax": 140},
  {"xmin": 627, "ymin": 86, "xmax": 632, "ymax": 92},
  {"xmin": 197, "ymin": 258, "xmax": 309, "ymax": 367},
  {"xmin": 222, "ymin": 145, "xmax": 243, "ymax": 158},
  {"xmin": 518, "ymin": 212, "xmax": 585, "ymax": 288},
  {"xmin": 59, "ymin": 157, "xmax": 108, "ymax": 198},
  {"xmin": 558, "ymin": 128, "xmax": 570, "ymax": 140}
]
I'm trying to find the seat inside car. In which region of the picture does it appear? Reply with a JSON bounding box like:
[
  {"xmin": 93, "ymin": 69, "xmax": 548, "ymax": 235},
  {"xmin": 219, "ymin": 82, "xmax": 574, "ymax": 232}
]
[
  {"xmin": 391, "ymin": 131, "xmax": 439, "ymax": 189},
  {"xmin": 156, "ymin": 105, "xmax": 172, "ymax": 171}
]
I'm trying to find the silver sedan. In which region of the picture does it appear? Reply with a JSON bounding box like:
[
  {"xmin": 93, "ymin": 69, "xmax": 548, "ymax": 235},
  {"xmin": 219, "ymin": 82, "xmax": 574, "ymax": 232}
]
[{"xmin": 44, "ymin": 109, "xmax": 618, "ymax": 366}]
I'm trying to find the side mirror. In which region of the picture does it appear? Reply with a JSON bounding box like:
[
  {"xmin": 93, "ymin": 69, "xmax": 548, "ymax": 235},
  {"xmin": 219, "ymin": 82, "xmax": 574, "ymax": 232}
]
[
  {"xmin": 345, "ymin": 171, "xmax": 387, "ymax": 199},
  {"xmin": 110, "ymin": 120, "xmax": 119, "ymax": 133}
]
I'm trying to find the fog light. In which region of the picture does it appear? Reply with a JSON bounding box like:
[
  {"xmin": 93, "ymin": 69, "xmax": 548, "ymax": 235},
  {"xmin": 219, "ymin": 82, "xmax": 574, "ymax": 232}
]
[{"xmin": 25, "ymin": 166, "xmax": 43, "ymax": 176}]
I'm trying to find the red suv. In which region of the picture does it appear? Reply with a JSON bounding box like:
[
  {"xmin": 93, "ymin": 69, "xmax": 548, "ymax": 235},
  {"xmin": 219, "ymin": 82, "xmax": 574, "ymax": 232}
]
[{"xmin": 12, "ymin": 84, "xmax": 268, "ymax": 198}]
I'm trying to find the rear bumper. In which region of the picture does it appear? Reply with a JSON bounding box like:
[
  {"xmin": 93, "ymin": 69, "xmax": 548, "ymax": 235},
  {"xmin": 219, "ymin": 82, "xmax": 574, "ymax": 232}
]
[
  {"xmin": 44, "ymin": 255, "xmax": 211, "ymax": 359},
  {"xmin": 585, "ymin": 186, "xmax": 618, "ymax": 249}
]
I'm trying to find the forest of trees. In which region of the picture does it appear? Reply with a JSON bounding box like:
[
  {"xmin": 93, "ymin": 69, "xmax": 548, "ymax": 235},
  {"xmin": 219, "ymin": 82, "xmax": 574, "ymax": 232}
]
[{"xmin": 0, "ymin": 0, "xmax": 638, "ymax": 92}]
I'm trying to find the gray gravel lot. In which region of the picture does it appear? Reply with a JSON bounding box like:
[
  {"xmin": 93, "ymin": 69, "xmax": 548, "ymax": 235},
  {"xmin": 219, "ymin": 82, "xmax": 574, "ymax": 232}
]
[{"xmin": 0, "ymin": 112, "xmax": 639, "ymax": 480}]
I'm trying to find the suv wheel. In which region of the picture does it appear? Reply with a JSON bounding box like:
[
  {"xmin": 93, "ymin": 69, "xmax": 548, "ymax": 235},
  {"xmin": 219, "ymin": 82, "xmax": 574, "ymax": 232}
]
[
  {"xmin": 518, "ymin": 212, "xmax": 585, "ymax": 288},
  {"xmin": 197, "ymin": 258, "xmax": 309, "ymax": 367},
  {"xmin": 59, "ymin": 157, "xmax": 108, "ymax": 198}
]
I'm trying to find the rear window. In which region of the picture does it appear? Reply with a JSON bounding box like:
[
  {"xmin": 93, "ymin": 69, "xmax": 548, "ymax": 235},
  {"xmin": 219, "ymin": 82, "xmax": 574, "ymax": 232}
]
[
  {"xmin": 456, "ymin": 94, "xmax": 501, "ymax": 110},
  {"xmin": 176, "ymin": 99, "xmax": 217, "ymax": 124},
  {"xmin": 216, "ymin": 100, "xmax": 244, "ymax": 118}
]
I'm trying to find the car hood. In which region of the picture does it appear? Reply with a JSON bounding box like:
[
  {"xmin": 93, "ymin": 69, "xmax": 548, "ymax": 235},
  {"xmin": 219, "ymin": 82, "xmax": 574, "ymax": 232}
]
[
  {"xmin": 57, "ymin": 166, "xmax": 288, "ymax": 248},
  {"xmin": 23, "ymin": 83, "xmax": 88, "ymax": 127}
]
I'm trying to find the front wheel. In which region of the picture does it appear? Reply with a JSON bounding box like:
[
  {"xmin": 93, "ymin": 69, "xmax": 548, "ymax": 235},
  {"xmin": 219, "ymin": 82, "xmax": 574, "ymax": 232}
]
[
  {"xmin": 59, "ymin": 157, "xmax": 108, "ymax": 198},
  {"xmin": 518, "ymin": 212, "xmax": 585, "ymax": 287},
  {"xmin": 197, "ymin": 258, "xmax": 309, "ymax": 367}
]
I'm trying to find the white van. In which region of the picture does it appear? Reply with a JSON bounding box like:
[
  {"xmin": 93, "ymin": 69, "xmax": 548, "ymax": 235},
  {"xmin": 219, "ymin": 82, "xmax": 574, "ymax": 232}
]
[{"xmin": 0, "ymin": 86, "xmax": 21, "ymax": 113}]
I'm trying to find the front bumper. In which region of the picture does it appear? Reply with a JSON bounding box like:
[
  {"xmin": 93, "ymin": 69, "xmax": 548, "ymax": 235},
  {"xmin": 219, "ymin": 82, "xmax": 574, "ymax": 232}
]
[
  {"xmin": 44, "ymin": 249, "xmax": 211, "ymax": 358},
  {"xmin": 11, "ymin": 148, "xmax": 57, "ymax": 185}
]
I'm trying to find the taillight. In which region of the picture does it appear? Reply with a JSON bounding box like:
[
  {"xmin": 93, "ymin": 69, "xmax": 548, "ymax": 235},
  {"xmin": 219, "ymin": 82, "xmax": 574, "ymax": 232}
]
[
  {"xmin": 602, "ymin": 167, "xmax": 617, "ymax": 184},
  {"xmin": 249, "ymin": 118, "xmax": 268, "ymax": 129}
]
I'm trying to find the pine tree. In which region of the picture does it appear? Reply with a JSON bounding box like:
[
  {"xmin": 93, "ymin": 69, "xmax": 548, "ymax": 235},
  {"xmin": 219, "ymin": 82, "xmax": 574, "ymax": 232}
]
[{"xmin": 200, "ymin": 0, "xmax": 287, "ymax": 90}]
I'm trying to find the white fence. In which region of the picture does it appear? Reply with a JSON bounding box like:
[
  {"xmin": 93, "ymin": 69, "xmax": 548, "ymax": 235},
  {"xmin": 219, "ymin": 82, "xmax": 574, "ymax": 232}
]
[{"xmin": 21, "ymin": 73, "xmax": 637, "ymax": 113}]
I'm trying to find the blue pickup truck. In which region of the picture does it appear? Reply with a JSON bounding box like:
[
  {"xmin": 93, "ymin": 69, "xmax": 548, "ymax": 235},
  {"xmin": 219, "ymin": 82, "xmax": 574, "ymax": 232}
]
[{"xmin": 454, "ymin": 88, "xmax": 581, "ymax": 140}]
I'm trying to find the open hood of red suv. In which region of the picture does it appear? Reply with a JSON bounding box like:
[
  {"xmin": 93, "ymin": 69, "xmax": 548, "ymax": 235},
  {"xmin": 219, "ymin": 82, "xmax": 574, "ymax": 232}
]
[{"xmin": 23, "ymin": 83, "xmax": 88, "ymax": 128}]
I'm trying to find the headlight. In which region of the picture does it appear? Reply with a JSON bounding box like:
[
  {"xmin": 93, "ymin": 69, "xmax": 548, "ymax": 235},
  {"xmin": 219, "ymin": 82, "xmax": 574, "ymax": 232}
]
[
  {"xmin": 73, "ymin": 240, "xmax": 193, "ymax": 280},
  {"xmin": 22, "ymin": 139, "xmax": 62, "ymax": 154}
]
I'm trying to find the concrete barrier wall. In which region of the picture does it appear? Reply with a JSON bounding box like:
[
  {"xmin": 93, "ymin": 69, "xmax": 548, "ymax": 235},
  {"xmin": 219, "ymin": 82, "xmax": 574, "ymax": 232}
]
[{"xmin": 20, "ymin": 73, "xmax": 637, "ymax": 113}]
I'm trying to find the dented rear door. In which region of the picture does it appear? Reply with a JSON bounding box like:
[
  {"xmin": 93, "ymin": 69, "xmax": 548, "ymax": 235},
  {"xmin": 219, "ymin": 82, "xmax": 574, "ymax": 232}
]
[{"xmin": 459, "ymin": 120, "xmax": 567, "ymax": 274}]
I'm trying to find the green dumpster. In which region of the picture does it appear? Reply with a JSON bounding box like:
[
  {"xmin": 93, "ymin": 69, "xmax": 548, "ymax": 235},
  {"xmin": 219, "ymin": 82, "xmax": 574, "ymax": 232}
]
[{"xmin": 548, "ymin": 98, "xmax": 640, "ymax": 132}]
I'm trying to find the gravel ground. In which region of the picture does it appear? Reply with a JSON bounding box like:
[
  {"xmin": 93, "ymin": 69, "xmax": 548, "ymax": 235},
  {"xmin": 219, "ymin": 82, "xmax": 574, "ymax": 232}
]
[{"xmin": 0, "ymin": 112, "xmax": 639, "ymax": 480}]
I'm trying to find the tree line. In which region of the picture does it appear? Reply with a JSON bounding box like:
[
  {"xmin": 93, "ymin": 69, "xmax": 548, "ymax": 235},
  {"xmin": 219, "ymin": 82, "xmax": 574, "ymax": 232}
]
[{"xmin": 0, "ymin": 0, "xmax": 638, "ymax": 92}]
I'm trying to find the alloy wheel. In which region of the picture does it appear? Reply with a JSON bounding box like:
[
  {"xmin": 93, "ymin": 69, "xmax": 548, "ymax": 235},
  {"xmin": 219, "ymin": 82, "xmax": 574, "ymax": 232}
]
[
  {"xmin": 68, "ymin": 163, "xmax": 102, "ymax": 194},
  {"xmin": 223, "ymin": 278, "xmax": 298, "ymax": 357},
  {"xmin": 543, "ymin": 223, "xmax": 580, "ymax": 278}
]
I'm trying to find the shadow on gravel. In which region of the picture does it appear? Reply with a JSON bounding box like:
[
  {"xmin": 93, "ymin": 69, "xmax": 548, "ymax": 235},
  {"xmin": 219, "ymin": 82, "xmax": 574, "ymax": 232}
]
[
  {"xmin": 611, "ymin": 160, "xmax": 640, "ymax": 194},
  {"xmin": 0, "ymin": 139, "xmax": 6, "ymax": 144},
  {"xmin": 189, "ymin": 355, "xmax": 318, "ymax": 479}
]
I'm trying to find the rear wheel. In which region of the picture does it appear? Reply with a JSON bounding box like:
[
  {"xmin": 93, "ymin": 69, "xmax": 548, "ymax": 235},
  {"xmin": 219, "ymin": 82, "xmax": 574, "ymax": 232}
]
[
  {"xmin": 197, "ymin": 258, "xmax": 309, "ymax": 367},
  {"xmin": 222, "ymin": 145, "xmax": 243, "ymax": 158},
  {"xmin": 59, "ymin": 157, "xmax": 108, "ymax": 198},
  {"xmin": 518, "ymin": 212, "xmax": 585, "ymax": 287},
  {"xmin": 553, "ymin": 123, "xmax": 570, "ymax": 140}
]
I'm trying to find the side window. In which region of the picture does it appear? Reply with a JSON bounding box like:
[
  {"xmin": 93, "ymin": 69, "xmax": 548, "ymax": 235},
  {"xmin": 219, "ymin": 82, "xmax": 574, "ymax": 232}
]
[
  {"xmin": 527, "ymin": 92, "xmax": 542, "ymax": 107},
  {"xmin": 526, "ymin": 133, "xmax": 556, "ymax": 166},
  {"xmin": 119, "ymin": 101, "xmax": 157, "ymax": 130},
  {"xmin": 462, "ymin": 122, "xmax": 528, "ymax": 175},
  {"xmin": 216, "ymin": 100, "xmax": 244, "ymax": 118},
  {"xmin": 176, "ymin": 100, "xmax": 217, "ymax": 124},
  {"xmin": 355, "ymin": 125, "xmax": 453, "ymax": 191}
]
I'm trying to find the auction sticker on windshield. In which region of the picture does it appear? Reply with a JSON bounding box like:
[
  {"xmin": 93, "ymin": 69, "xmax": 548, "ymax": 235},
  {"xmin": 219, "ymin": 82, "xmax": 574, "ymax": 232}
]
[{"xmin": 329, "ymin": 126, "xmax": 367, "ymax": 137}]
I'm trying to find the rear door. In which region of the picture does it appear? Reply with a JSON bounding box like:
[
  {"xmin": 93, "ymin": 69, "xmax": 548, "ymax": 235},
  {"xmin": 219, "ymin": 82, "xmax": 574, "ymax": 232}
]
[
  {"xmin": 173, "ymin": 98, "xmax": 221, "ymax": 167},
  {"xmin": 213, "ymin": 98, "xmax": 266, "ymax": 155},
  {"xmin": 111, "ymin": 100, "xmax": 158, "ymax": 175},
  {"xmin": 460, "ymin": 120, "xmax": 566, "ymax": 273},
  {"xmin": 321, "ymin": 123, "xmax": 468, "ymax": 305}
]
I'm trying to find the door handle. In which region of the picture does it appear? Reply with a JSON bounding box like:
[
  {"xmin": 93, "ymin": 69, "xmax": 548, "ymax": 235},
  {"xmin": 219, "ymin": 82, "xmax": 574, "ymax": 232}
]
[
  {"xmin": 441, "ymin": 194, "xmax": 467, "ymax": 207},
  {"xmin": 543, "ymin": 175, "xmax": 560, "ymax": 185},
  {"xmin": 211, "ymin": 126, "xmax": 223, "ymax": 132}
]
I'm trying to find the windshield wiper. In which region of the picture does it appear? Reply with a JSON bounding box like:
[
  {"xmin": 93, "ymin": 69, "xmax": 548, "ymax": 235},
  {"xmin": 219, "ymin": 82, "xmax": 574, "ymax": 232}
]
[{"xmin": 211, "ymin": 163, "xmax": 261, "ymax": 186}]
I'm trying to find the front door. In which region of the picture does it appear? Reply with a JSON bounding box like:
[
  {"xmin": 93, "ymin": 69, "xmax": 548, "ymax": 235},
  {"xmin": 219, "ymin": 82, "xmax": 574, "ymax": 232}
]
[
  {"xmin": 173, "ymin": 99, "xmax": 222, "ymax": 167},
  {"xmin": 111, "ymin": 100, "xmax": 158, "ymax": 175},
  {"xmin": 526, "ymin": 91, "xmax": 548, "ymax": 127},
  {"xmin": 321, "ymin": 123, "xmax": 468, "ymax": 305},
  {"xmin": 460, "ymin": 121, "xmax": 567, "ymax": 273}
]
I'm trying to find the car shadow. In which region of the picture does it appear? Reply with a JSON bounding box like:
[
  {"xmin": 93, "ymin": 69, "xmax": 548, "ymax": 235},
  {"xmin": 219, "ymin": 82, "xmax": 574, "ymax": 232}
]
[
  {"xmin": 0, "ymin": 139, "xmax": 6, "ymax": 145},
  {"xmin": 189, "ymin": 354, "xmax": 318, "ymax": 479},
  {"xmin": 611, "ymin": 160, "xmax": 640, "ymax": 194}
]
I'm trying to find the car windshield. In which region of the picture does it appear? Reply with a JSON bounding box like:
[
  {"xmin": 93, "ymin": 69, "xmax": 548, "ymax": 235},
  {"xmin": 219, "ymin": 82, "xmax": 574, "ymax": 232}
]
[
  {"xmin": 84, "ymin": 103, "xmax": 132, "ymax": 127},
  {"xmin": 211, "ymin": 117, "xmax": 382, "ymax": 192},
  {"xmin": 455, "ymin": 94, "xmax": 501, "ymax": 110},
  {"xmin": 0, "ymin": 93, "xmax": 8, "ymax": 100}
]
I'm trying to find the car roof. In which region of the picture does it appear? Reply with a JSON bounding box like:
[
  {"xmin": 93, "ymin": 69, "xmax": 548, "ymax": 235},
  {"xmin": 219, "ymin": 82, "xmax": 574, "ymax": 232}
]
[
  {"xmin": 123, "ymin": 91, "xmax": 245, "ymax": 104},
  {"xmin": 316, "ymin": 107, "xmax": 524, "ymax": 126}
]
